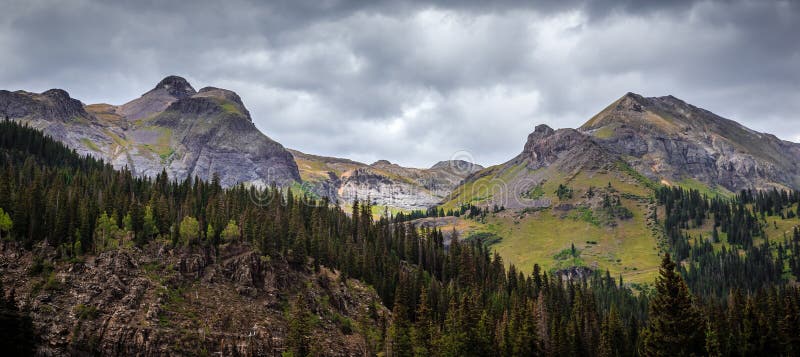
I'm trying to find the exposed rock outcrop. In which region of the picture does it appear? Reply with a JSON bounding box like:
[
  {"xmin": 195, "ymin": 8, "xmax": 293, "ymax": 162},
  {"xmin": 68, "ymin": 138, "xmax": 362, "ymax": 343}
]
[
  {"xmin": 448, "ymin": 92, "xmax": 800, "ymax": 213},
  {"xmin": 0, "ymin": 241, "xmax": 388, "ymax": 356},
  {"xmin": 514, "ymin": 124, "xmax": 618, "ymax": 173},
  {"xmin": 1, "ymin": 76, "xmax": 300, "ymax": 187},
  {"xmin": 291, "ymin": 150, "xmax": 483, "ymax": 210},
  {"xmin": 581, "ymin": 92, "xmax": 800, "ymax": 191}
]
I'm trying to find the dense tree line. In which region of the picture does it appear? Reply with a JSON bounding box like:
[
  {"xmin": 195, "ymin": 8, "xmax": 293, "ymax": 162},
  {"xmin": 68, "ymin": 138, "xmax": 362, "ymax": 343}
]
[
  {"xmin": 656, "ymin": 186, "xmax": 800, "ymax": 356},
  {"xmin": 1, "ymin": 120, "xmax": 799, "ymax": 355}
]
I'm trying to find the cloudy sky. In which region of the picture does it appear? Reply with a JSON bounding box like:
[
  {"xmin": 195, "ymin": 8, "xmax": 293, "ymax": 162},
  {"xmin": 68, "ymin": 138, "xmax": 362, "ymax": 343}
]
[{"xmin": 1, "ymin": 0, "xmax": 798, "ymax": 167}]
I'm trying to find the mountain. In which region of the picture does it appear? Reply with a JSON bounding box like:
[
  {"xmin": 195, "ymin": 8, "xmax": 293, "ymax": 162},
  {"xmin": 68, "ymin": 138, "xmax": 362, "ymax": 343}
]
[
  {"xmin": 0, "ymin": 76, "xmax": 300, "ymax": 187},
  {"xmin": 0, "ymin": 77, "xmax": 482, "ymax": 210},
  {"xmin": 439, "ymin": 92, "xmax": 800, "ymax": 282},
  {"xmin": 446, "ymin": 91, "xmax": 800, "ymax": 213},
  {"xmin": 581, "ymin": 92, "xmax": 800, "ymax": 191},
  {"xmin": 2, "ymin": 89, "xmax": 800, "ymax": 356},
  {"xmin": 291, "ymin": 149, "xmax": 483, "ymax": 210}
]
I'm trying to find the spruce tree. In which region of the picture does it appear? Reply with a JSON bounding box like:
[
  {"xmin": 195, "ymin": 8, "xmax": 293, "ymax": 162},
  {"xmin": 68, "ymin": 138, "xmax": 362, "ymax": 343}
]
[
  {"xmin": 641, "ymin": 253, "xmax": 704, "ymax": 356},
  {"xmin": 287, "ymin": 292, "xmax": 311, "ymax": 357}
]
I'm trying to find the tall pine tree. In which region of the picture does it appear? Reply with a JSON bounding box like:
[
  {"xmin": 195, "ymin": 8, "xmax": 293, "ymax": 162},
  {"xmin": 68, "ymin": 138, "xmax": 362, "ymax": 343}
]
[{"xmin": 641, "ymin": 253, "xmax": 704, "ymax": 356}]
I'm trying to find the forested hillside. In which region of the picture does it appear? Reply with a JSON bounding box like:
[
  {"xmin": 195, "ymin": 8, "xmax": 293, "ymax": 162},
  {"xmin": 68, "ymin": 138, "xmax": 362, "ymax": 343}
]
[{"xmin": 1, "ymin": 120, "xmax": 799, "ymax": 355}]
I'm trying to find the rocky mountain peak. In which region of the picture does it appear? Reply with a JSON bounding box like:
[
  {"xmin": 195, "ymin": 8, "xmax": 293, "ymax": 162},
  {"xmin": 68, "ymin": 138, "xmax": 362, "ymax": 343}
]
[
  {"xmin": 371, "ymin": 159, "xmax": 393, "ymax": 167},
  {"xmin": 578, "ymin": 92, "xmax": 800, "ymax": 191},
  {"xmin": 41, "ymin": 89, "xmax": 86, "ymax": 117},
  {"xmin": 519, "ymin": 126, "xmax": 616, "ymax": 172},
  {"xmin": 153, "ymin": 75, "xmax": 196, "ymax": 99},
  {"xmin": 524, "ymin": 124, "xmax": 556, "ymax": 147},
  {"xmin": 0, "ymin": 88, "xmax": 87, "ymax": 121},
  {"xmin": 197, "ymin": 87, "xmax": 243, "ymax": 103},
  {"xmin": 117, "ymin": 76, "xmax": 197, "ymax": 121},
  {"xmin": 616, "ymin": 92, "xmax": 648, "ymax": 111},
  {"xmin": 534, "ymin": 123, "xmax": 554, "ymax": 134}
]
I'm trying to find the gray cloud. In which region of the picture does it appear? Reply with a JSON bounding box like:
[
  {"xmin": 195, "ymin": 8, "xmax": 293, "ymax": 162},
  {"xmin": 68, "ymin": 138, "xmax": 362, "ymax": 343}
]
[{"xmin": 1, "ymin": 0, "xmax": 798, "ymax": 167}]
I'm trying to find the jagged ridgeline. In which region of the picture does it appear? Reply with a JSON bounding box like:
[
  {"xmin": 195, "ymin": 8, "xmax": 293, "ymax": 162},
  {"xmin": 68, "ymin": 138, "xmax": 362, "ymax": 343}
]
[{"xmin": 2, "ymin": 119, "xmax": 800, "ymax": 355}]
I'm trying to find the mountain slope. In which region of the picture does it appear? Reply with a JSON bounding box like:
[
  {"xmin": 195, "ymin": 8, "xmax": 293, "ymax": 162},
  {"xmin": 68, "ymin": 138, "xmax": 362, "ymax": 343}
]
[
  {"xmin": 440, "ymin": 92, "xmax": 800, "ymax": 282},
  {"xmin": 440, "ymin": 123, "xmax": 661, "ymax": 282},
  {"xmin": 581, "ymin": 92, "xmax": 800, "ymax": 191},
  {"xmin": 0, "ymin": 76, "xmax": 300, "ymax": 187}
]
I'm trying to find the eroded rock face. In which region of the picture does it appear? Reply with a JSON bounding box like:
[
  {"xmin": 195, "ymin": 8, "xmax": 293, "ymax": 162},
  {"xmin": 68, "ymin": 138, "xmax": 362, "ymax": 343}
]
[
  {"xmin": 581, "ymin": 92, "xmax": 800, "ymax": 190},
  {"xmin": 0, "ymin": 89, "xmax": 87, "ymax": 121},
  {"xmin": 292, "ymin": 150, "xmax": 484, "ymax": 210},
  {"xmin": 0, "ymin": 241, "xmax": 389, "ymax": 356},
  {"xmin": 1, "ymin": 76, "xmax": 301, "ymax": 188},
  {"xmin": 338, "ymin": 168, "xmax": 443, "ymax": 210},
  {"xmin": 516, "ymin": 125, "xmax": 618, "ymax": 173}
]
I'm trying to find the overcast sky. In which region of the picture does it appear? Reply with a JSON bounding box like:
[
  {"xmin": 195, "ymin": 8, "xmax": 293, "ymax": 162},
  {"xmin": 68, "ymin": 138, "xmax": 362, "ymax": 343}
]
[{"xmin": 1, "ymin": 0, "xmax": 798, "ymax": 167}]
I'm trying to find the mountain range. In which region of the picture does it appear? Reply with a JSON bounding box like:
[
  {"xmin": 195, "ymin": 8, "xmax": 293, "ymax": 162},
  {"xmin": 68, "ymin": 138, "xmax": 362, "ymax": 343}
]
[
  {"xmin": 2, "ymin": 76, "xmax": 800, "ymax": 355},
  {"xmin": 0, "ymin": 76, "xmax": 485, "ymax": 210},
  {"xmin": 6, "ymin": 75, "xmax": 800, "ymax": 277},
  {"xmin": 2, "ymin": 75, "xmax": 799, "ymax": 213}
]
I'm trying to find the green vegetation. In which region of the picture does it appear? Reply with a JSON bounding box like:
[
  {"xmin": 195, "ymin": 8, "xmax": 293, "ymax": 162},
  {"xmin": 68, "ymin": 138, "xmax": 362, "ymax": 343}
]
[
  {"xmin": 440, "ymin": 163, "xmax": 529, "ymax": 210},
  {"xmin": 3, "ymin": 119, "xmax": 800, "ymax": 355},
  {"xmin": 463, "ymin": 231, "xmax": 502, "ymax": 246},
  {"xmin": 554, "ymin": 183, "xmax": 573, "ymax": 200},
  {"xmin": 552, "ymin": 245, "xmax": 586, "ymax": 271},
  {"xmin": 521, "ymin": 183, "xmax": 544, "ymax": 199},
  {"xmin": 673, "ymin": 177, "xmax": 733, "ymax": 198},
  {"xmin": 592, "ymin": 124, "xmax": 617, "ymax": 139},
  {"xmin": 616, "ymin": 160, "xmax": 660, "ymax": 191},
  {"xmin": 220, "ymin": 102, "xmax": 241, "ymax": 115},
  {"xmin": 484, "ymin": 203, "xmax": 660, "ymax": 283},
  {"xmin": 568, "ymin": 206, "xmax": 601, "ymax": 226},
  {"xmin": 179, "ymin": 216, "xmax": 200, "ymax": 246},
  {"xmin": 80, "ymin": 138, "xmax": 101, "ymax": 152},
  {"xmin": 641, "ymin": 254, "xmax": 704, "ymax": 356},
  {"xmin": 0, "ymin": 207, "xmax": 12, "ymax": 240}
]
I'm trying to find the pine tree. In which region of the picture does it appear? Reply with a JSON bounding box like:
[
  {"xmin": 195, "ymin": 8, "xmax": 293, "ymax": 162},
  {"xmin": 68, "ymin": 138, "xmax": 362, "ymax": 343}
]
[
  {"xmin": 411, "ymin": 287, "xmax": 433, "ymax": 357},
  {"xmin": 641, "ymin": 253, "xmax": 705, "ymax": 356},
  {"xmin": 287, "ymin": 292, "xmax": 312, "ymax": 357}
]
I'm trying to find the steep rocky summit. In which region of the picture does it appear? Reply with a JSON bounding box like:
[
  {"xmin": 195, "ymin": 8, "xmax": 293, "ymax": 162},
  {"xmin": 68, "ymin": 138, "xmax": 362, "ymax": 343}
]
[
  {"xmin": 445, "ymin": 91, "xmax": 800, "ymax": 213},
  {"xmin": 581, "ymin": 92, "xmax": 800, "ymax": 191},
  {"xmin": 0, "ymin": 76, "xmax": 300, "ymax": 187}
]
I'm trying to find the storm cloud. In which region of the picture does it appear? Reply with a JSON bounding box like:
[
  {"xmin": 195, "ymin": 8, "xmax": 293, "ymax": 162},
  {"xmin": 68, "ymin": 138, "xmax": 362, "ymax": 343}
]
[{"xmin": 1, "ymin": 0, "xmax": 798, "ymax": 167}]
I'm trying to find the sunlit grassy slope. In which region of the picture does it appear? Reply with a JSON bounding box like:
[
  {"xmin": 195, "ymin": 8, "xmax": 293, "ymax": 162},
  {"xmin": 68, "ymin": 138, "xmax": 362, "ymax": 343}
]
[{"xmin": 439, "ymin": 163, "xmax": 664, "ymax": 284}]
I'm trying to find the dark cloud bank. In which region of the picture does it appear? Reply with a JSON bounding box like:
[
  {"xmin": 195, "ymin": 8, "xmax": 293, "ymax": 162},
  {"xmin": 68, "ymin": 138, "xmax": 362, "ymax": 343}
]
[{"xmin": 1, "ymin": 0, "xmax": 798, "ymax": 167}]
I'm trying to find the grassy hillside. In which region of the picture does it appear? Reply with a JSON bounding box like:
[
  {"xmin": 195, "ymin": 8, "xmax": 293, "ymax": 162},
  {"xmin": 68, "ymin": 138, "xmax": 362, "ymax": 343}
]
[{"xmin": 437, "ymin": 161, "xmax": 664, "ymax": 284}]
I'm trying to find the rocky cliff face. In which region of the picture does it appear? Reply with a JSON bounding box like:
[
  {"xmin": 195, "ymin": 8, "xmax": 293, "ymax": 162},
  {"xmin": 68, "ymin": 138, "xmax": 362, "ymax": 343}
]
[
  {"xmin": 445, "ymin": 122, "xmax": 634, "ymax": 210},
  {"xmin": 291, "ymin": 150, "xmax": 483, "ymax": 210},
  {"xmin": 0, "ymin": 241, "xmax": 388, "ymax": 356},
  {"xmin": 513, "ymin": 124, "xmax": 618, "ymax": 173},
  {"xmin": 0, "ymin": 76, "xmax": 300, "ymax": 187},
  {"xmin": 581, "ymin": 92, "xmax": 800, "ymax": 191},
  {"xmin": 446, "ymin": 92, "xmax": 800, "ymax": 213}
]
